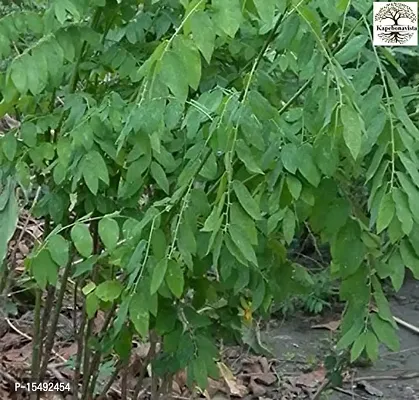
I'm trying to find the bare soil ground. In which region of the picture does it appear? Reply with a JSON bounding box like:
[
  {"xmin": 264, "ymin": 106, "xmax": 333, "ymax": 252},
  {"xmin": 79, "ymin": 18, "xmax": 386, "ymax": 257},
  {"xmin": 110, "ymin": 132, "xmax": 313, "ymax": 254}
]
[{"xmin": 263, "ymin": 277, "xmax": 419, "ymax": 399}]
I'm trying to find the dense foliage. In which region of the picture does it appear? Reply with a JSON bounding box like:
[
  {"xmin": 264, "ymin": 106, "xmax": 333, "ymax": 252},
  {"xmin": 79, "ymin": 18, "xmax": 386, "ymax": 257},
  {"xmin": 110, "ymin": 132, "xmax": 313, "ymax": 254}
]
[{"xmin": 0, "ymin": 0, "xmax": 418, "ymax": 397}]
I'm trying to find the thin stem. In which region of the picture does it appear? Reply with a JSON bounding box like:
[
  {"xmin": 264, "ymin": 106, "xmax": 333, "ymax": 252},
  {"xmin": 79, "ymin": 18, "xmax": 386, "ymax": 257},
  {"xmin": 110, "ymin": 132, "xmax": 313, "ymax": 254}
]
[
  {"xmin": 97, "ymin": 360, "xmax": 124, "ymax": 399},
  {"xmin": 39, "ymin": 285, "xmax": 56, "ymax": 362},
  {"xmin": 133, "ymin": 333, "xmax": 157, "ymax": 400},
  {"xmin": 73, "ymin": 304, "xmax": 86, "ymax": 400},
  {"xmin": 85, "ymin": 304, "xmax": 117, "ymax": 399},
  {"xmin": 38, "ymin": 256, "xmax": 73, "ymax": 381},
  {"xmin": 30, "ymin": 289, "xmax": 42, "ymax": 385}
]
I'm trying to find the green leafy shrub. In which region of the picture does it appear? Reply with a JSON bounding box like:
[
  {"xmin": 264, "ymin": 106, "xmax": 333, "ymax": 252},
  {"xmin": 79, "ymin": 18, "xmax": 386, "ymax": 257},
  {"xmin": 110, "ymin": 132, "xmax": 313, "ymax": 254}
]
[{"xmin": 0, "ymin": 0, "xmax": 417, "ymax": 397}]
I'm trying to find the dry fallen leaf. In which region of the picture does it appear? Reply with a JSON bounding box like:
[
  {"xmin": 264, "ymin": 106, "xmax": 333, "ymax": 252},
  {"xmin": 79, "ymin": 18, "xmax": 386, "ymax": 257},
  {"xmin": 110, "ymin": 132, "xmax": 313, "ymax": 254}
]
[
  {"xmin": 207, "ymin": 378, "xmax": 227, "ymax": 397},
  {"xmin": 58, "ymin": 342, "xmax": 78, "ymax": 359},
  {"xmin": 249, "ymin": 379, "xmax": 267, "ymax": 396},
  {"xmin": 311, "ymin": 320, "xmax": 340, "ymax": 332},
  {"xmin": 253, "ymin": 372, "xmax": 277, "ymax": 386},
  {"xmin": 357, "ymin": 380, "xmax": 384, "ymax": 397},
  {"xmin": 291, "ymin": 366, "xmax": 326, "ymax": 389},
  {"xmin": 3, "ymin": 342, "xmax": 32, "ymax": 363},
  {"xmin": 217, "ymin": 362, "xmax": 248, "ymax": 397},
  {"xmin": 259, "ymin": 357, "xmax": 270, "ymax": 374}
]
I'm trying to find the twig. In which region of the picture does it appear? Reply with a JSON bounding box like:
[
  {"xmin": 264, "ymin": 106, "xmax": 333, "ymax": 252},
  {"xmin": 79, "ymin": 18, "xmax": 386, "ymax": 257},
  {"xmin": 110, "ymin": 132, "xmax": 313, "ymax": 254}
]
[
  {"xmin": 5, "ymin": 318, "xmax": 67, "ymax": 362},
  {"xmin": 353, "ymin": 371, "xmax": 419, "ymax": 382},
  {"xmin": 39, "ymin": 256, "xmax": 74, "ymax": 381},
  {"xmin": 332, "ymin": 386, "xmax": 367, "ymax": 399},
  {"xmin": 49, "ymin": 366, "xmax": 67, "ymax": 383},
  {"xmin": 31, "ymin": 289, "xmax": 42, "ymax": 400},
  {"xmin": 311, "ymin": 378, "xmax": 330, "ymax": 400},
  {"xmin": 133, "ymin": 333, "xmax": 157, "ymax": 400},
  {"xmin": 381, "ymin": 346, "xmax": 419, "ymax": 358},
  {"xmin": 393, "ymin": 315, "xmax": 419, "ymax": 335},
  {"xmin": 73, "ymin": 303, "xmax": 86, "ymax": 400},
  {"xmin": 0, "ymin": 367, "xmax": 19, "ymax": 385},
  {"xmin": 97, "ymin": 360, "xmax": 124, "ymax": 399}
]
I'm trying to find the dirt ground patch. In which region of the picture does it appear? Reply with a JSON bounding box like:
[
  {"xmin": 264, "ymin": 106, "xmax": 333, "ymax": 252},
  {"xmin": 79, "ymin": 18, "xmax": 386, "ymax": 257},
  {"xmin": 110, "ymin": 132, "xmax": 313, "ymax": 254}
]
[{"xmin": 263, "ymin": 277, "xmax": 419, "ymax": 399}]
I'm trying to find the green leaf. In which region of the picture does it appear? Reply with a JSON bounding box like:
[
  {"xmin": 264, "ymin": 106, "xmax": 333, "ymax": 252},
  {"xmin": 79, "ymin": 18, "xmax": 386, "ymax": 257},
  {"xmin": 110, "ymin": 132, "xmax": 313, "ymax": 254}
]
[
  {"xmin": 392, "ymin": 188, "xmax": 413, "ymax": 235},
  {"xmin": 82, "ymin": 150, "xmax": 109, "ymax": 195},
  {"xmin": 376, "ymin": 193, "xmax": 395, "ymax": 234},
  {"xmin": 228, "ymin": 224, "xmax": 257, "ymax": 266},
  {"xmin": 232, "ymin": 180, "xmax": 261, "ymax": 220},
  {"xmin": 3, "ymin": 133, "xmax": 17, "ymax": 161},
  {"xmin": 313, "ymin": 133, "xmax": 338, "ymax": 177},
  {"xmin": 190, "ymin": 11, "xmax": 215, "ymax": 63},
  {"xmin": 47, "ymin": 235, "xmax": 69, "ymax": 266},
  {"xmin": 365, "ymin": 331, "xmax": 379, "ymax": 362},
  {"xmin": 335, "ymin": 35, "xmax": 368, "ymax": 65},
  {"xmin": 267, "ymin": 209, "xmax": 285, "ymax": 235},
  {"xmin": 336, "ymin": 319, "xmax": 364, "ymax": 350},
  {"xmin": 331, "ymin": 221, "xmax": 366, "ymax": 278},
  {"xmin": 0, "ymin": 180, "xmax": 12, "ymax": 212},
  {"xmin": 350, "ymin": 332, "xmax": 366, "ymax": 363},
  {"xmin": 86, "ymin": 292, "xmax": 99, "ymax": 319},
  {"xmin": 398, "ymin": 152, "xmax": 419, "ymax": 188},
  {"xmin": 20, "ymin": 122, "xmax": 37, "ymax": 147},
  {"xmin": 201, "ymin": 207, "xmax": 221, "ymax": 232},
  {"xmin": 297, "ymin": 144, "xmax": 321, "ymax": 187},
  {"xmin": 247, "ymin": 91, "xmax": 277, "ymax": 121},
  {"xmin": 125, "ymin": 239, "xmax": 147, "ymax": 274},
  {"xmin": 151, "ymin": 229, "xmax": 167, "ymax": 260},
  {"xmin": 200, "ymin": 152, "xmax": 218, "ymax": 180},
  {"xmin": 95, "ymin": 280, "xmax": 123, "ymax": 302},
  {"xmin": 159, "ymin": 50, "xmax": 189, "ymax": 103},
  {"xmin": 150, "ymin": 161, "xmax": 170, "ymax": 194},
  {"xmin": 253, "ymin": 0, "xmax": 275, "ymax": 24},
  {"xmin": 99, "ymin": 217, "xmax": 119, "ymax": 251},
  {"xmin": 212, "ymin": 0, "xmax": 242, "ymax": 37},
  {"xmin": 10, "ymin": 57, "xmax": 27, "ymax": 93},
  {"xmin": 73, "ymin": 257, "xmax": 97, "ymax": 278},
  {"xmin": 129, "ymin": 292, "xmax": 149, "ymax": 337},
  {"xmin": 178, "ymin": 221, "xmax": 197, "ymax": 255},
  {"xmin": 298, "ymin": 6, "xmax": 322, "ymax": 37},
  {"xmin": 57, "ymin": 137, "xmax": 72, "ymax": 166},
  {"xmin": 31, "ymin": 249, "xmax": 58, "ymax": 290},
  {"xmin": 387, "ymin": 72, "xmax": 419, "ymax": 140},
  {"xmin": 82, "ymin": 169, "xmax": 96, "ymax": 195},
  {"xmin": 82, "ymin": 282, "xmax": 96, "ymax": 295},
  {"xmin": 251, "ymin": 278, "xmax": 266, "ymax": 311},
  {"xmin": 400, "ymin": 239, "xmax": 419, "ymax": 279},
  {"xmin": 341, "ymin": 104, "xmax": 362, "ymax": 160},
  {"xmin": 388, "ymin": 251, "xmax": 405, "ymax": 292},
  {"xmin": 120, "ymin": 159, "xmax": 146, "ymax": 199},
  {"xmin": 150, "ymin": 258, "xmax": 168, "ymax": 294},
  {"xmin": 189, "ymin": 357, "xmax": 208, "ymax": 389},
  {"xmin": 235, "ymin": 139, "xmax": 263, "ymax": 175},
  {"xmin": 230, "ymin": 203, "xmax": 257, "ymax": 245},
  {"xmin": 71, "ymin": 223, "xmax": 93, "ymax": 258},
  {"xmin": 282, "ymin": 208, "xmax": 295, "ymax": 245},
  {"xmin": 281, "ymin": 143, "xmax": 298, "ymax": 174},
  {"xmin": 165, "ymin": 259, "xmax": 184, "ymax": 298},
  {"xmin": 0, "ymin": 182, "xmax": 19, "ymax": 265},
  {"xmin": 353, "ymin": 61, "xmax": 377, "ymax": 94},
  {"xmin": 286, "ymin": 175, "xmax": 302, "ymax": 200},
  {"xmin": 397, "ymin": 172, "xmax": 419, "ymax": 219},
  {"xmin": 173, "ymin": 36, "xmax": 201, "ymax": 90},
  {"xmin": 370, "ymin": 313, "xmax": 400, "ymax": 352},
  {"xmin": 113, "ymin": 298, "xmax": 130, "ymax": 336},
  {"xmin": 372, "ymin": 276, "xmax": 395, "ymax": 326}
]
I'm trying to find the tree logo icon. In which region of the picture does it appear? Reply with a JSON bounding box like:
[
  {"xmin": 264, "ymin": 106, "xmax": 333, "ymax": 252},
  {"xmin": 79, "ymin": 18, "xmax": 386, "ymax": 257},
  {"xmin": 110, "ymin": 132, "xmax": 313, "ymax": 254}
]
[{"xmin": 373, "ymin": 2, "xmax": 418, "ymax": 46}]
